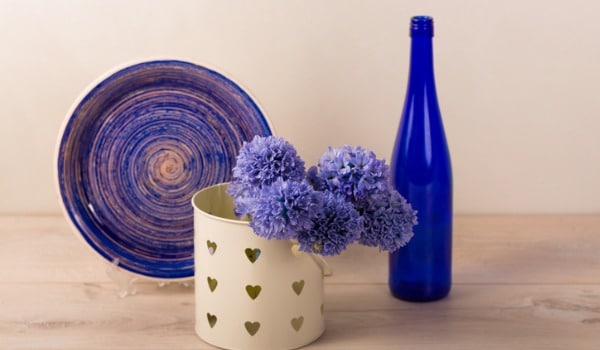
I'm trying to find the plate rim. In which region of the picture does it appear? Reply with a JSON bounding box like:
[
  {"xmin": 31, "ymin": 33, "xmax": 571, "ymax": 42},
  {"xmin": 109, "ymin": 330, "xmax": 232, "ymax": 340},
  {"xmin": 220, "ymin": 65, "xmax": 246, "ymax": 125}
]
[{"xmin": 54, "ymin": 57, "xmax": 274, "ymax": 281}]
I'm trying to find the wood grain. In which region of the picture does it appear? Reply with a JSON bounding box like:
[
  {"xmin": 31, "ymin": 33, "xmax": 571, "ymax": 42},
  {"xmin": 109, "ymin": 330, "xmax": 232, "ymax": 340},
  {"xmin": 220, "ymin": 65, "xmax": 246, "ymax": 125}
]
[{"xmin": 1, "ymin": 215, "xmax": 600, "ymax": 349}]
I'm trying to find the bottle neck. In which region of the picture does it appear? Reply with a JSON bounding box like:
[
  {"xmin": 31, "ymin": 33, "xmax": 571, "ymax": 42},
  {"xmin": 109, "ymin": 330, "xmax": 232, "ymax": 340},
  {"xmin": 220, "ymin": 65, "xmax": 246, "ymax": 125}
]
[{"xmin": 408, "ymin": 35, "xmax": 435, "ymax": 85}]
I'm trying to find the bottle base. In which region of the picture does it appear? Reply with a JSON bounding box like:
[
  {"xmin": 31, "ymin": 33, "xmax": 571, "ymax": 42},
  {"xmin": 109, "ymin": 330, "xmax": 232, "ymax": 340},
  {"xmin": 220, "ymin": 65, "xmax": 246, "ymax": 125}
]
[{"xmin": 389, "ymin": 283, "xmax": 451, "ymax": 302}]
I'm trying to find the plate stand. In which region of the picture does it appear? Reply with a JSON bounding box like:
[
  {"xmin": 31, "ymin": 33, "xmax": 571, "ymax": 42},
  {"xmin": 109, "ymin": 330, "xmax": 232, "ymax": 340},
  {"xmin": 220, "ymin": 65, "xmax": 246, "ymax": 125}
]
[{"xmin": 106, "ymin": 258, "xmax": 138, "ymax": 298}]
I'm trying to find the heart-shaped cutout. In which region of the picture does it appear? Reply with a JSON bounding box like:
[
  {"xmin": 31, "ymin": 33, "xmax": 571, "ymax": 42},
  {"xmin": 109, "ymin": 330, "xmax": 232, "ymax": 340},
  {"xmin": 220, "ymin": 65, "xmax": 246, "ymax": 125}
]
[
  {"xmin": 207, "ymin": 313, "xmax": 217, "ymax": 328},
  {"xmin": 244, "ymin": 321, "xmax": 260, "ymax": 336},
  {"xmin": 245, "ymin": 285, "xmax": 262, "ymax": 300},
  {"xmin": 291, "ymin": 243, "xmax": 302, "ymax": 257},
  {"xmin": 207, "ymin": 240, "xmax": 217, "ymax": 255},
  {"xmin": 244, "ymin": 248, "xmax": 261, "ymax": 263},
  {"xmin": 292, "ymin": 280, "xmax": 305, "ymax": 295},
  {"xmin": 207, "ymin": 277, "xmax": 218, "ymax": 292},
  {"xmin": 291, "ymin": 316, "xmax": 304, "ymax": 331}
]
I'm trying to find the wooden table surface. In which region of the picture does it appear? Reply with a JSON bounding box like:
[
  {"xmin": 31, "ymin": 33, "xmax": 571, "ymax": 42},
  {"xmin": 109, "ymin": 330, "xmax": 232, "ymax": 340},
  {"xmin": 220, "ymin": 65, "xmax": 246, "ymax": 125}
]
[{"xmin": 1, "ymin": 215, "xmax": 599, "ymax": 349}]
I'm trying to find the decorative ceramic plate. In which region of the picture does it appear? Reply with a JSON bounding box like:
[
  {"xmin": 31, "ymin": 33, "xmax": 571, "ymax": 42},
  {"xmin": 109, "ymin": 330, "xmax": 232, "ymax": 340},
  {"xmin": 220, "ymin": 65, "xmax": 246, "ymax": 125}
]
[{"xmin": 56, "ymin": 60, "xmax": 272, "ymax": 279}]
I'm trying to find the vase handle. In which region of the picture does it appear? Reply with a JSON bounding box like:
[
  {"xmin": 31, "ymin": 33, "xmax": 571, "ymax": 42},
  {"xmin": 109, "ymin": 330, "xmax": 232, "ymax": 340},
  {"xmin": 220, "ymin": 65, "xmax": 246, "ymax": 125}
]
[
  {"xmin": 311, "ymin": 254, "xmax": 333, "ymax": 277},
  {"xmin": 290, "ymin": 243, "xmax": 332, "ymax": 277}
]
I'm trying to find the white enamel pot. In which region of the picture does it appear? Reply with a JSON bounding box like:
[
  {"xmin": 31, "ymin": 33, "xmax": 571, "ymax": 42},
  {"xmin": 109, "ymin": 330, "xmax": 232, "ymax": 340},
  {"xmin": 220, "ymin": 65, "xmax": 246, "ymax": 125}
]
[{"xmin": 192, "ymin": 183, "xmax": 325, "ymax": 350}]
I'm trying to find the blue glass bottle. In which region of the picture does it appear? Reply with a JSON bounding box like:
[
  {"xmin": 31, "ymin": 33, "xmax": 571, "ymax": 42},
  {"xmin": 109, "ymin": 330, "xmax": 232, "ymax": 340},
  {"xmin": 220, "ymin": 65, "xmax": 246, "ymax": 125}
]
[{"xmin": 389, "ymin": 16, "xmax": 453, "ymax": 302}]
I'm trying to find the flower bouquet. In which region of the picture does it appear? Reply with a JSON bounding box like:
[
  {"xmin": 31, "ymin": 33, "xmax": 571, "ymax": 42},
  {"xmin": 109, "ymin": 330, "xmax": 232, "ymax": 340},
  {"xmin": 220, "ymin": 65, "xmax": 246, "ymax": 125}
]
[{"xmin": 227, "ymin": 135, "xmax": 418, "ymax": 256}]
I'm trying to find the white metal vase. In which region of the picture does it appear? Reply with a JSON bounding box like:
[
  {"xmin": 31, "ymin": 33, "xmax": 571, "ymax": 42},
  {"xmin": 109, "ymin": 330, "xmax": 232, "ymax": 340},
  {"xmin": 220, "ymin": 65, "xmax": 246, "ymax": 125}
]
[{"xmin": 192, "ymin": 183, "xmax": 325, "ymax": 350}]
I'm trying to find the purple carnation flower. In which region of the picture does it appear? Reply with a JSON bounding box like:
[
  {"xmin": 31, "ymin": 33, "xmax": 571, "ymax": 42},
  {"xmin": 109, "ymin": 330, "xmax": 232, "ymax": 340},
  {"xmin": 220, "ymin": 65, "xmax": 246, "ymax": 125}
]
[
  {"xmin": 313, "ymin": 145, "xmax": 390, "ymax": 204},
  {"xmin": 228, "ymin": 136, "xmax": 305, "ymax": 200},
  {"xmin": 248, "ymin": 179, "xmax": 321, "ymax": 240},
  {"xmin": 359, "ymin": 189, "xmax": 417, "ymax": 252},
  {"xmin": 229, "ymin": 186, "xmax": 260, "ymax": 218},
  {"xmin": 297, "ymin": 191, "xmax": 362, "ymax": 256}
]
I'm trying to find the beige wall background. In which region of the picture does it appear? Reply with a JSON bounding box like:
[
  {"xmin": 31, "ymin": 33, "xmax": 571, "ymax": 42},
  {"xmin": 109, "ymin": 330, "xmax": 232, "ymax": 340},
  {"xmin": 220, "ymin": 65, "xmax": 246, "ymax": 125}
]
[{"xmin": 1, "ymin": 0, "xmax": 599, "ymax": 214}]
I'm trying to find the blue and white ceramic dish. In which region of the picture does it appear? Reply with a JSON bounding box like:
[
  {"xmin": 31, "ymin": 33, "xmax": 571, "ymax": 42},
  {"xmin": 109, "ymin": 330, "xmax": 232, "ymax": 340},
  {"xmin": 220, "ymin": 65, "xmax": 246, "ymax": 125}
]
[{"xmin": 56, "ymin": 60, "xmax": 272, "ymax": 279}]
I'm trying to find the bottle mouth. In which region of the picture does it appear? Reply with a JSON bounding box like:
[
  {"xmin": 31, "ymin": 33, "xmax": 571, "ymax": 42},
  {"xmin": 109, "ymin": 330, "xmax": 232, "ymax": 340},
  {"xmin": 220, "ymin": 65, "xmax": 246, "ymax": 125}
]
[{"xmin": 410, "ymin": 16, "xmax": 434, "ymax": 37}]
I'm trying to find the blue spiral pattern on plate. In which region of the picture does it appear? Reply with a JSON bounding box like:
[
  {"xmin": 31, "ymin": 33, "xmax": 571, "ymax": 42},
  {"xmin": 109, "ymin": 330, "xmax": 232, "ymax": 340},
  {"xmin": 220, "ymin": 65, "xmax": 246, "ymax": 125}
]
[{"xmin": 57, "ymin": 60, "xmax": 272, "ymax": 279}]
